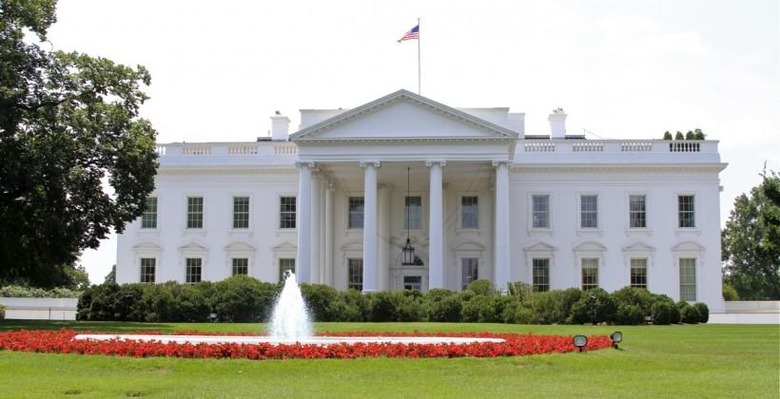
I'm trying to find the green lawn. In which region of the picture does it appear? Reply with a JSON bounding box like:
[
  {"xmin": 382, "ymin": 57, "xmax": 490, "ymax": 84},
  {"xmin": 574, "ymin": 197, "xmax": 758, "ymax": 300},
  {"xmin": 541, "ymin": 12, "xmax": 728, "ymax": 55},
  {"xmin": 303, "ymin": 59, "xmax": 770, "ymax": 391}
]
[{"xmin": 0, "ymin": 321, "xmax": 777, "ymax": 398}]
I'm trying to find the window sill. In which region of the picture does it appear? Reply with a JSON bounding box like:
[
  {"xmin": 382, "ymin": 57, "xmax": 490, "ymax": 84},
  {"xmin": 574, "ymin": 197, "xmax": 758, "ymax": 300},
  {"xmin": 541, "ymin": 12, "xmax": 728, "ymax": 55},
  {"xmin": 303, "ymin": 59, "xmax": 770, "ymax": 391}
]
[
  {"xmin": 229, "ymin": 229, "xmax": 253, "ymax": 237},
  {"xmin": 576, "ymin": 229, "xmax": 602, "ymax": 237},
  {"xmin": 675, "ymin": 228, "xmax": 701, "ymax": 236},
  {"xmin": 527, "ymin": 228, "xmax": 553, "ymax": 237},
  {"xmin": 625, "ymin": 228, "xmax": 652, "ymax": 236}
]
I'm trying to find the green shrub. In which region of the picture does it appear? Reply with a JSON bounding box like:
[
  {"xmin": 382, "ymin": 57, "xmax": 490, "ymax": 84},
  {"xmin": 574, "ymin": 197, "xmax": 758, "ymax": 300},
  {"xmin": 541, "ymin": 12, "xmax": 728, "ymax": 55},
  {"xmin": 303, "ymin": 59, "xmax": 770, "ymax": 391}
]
[
  {"xmin": 612, "ymin": 287, "xmax": 654, "ymax": 316},
  {"xmin": 212, "ymin": 276, "xmax": 278, "ymax": 322},
  {"xmin": 77, "ymin": 283, "xmax": 120, "ymax": 321},
  {"xmin": 0, "ymin": 285, "xmax": 81, "ymax": 298},
  {"xmin": 424, "ymin": 289, "xmax": 462, "ymax": 322},
  {"xmin": 497, "ymin": 295, "xmax": 522, "ymax": 323},
  {"xmin": 680, "ymin": 302, "xmax": 701, "ymax": 324},
  {"xmin": 650, "ymin": 298, "xmax": 676, "ymax": 325},
  {"xmin": 513, "ymin": 305, "xmax": 536, "ymax": 324},
  {"xmin": 301, "ymin": 283, "xmax": 340, "ymax": 322},
  {"xmin": 466, "ymin": 280, "xmax": 496, "ymax": 296},
  {"xmin": 567, "ymin": 288, "xmax": 616, "ymax": 324},
  {"xmin": 335, "ymin": 289, "xmax": 369, "ymax": 322},
  {"xmin": 462, "ymin": 294, "xmax": 500, "ymax": 322},
  {"xmin": 507, "ymin": 282, "xmax": 532, "ymax": 303},
  {"xmin": 722, "ymin": 282, "xmax": 739, "ymax": 301},
  {"xmin": 616, "ymin": 303, "xmax": 646, "ymax": 325},
  {"xmin": 663, "ymin": 131, "xmax": 672, "ymax": 140},
  {"xmin": 0, "ymin": 304, "xmax": 5, "ymax": 319},
  {"xmin": 693, "ymin": 302, "xmax": 709, "ymax": 323}
]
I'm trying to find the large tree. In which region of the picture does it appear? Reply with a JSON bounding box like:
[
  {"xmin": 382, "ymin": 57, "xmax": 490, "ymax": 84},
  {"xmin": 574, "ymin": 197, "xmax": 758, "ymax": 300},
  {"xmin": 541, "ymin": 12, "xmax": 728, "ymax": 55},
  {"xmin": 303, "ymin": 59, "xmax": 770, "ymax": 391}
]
[
  {"xmin": 722, "ymin": 167, "xmax": 780, "ymax": 300},
  {"xmin": 0, "ymin": 0, "xmax": 157, "ymax": 287}
]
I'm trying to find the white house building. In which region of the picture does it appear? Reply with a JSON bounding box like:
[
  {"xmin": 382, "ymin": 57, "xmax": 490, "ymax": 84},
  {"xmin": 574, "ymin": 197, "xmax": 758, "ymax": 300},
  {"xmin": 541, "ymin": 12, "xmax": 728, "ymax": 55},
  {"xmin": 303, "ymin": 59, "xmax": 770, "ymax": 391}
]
[{"xmin": 116, "ymin": 89, "xmax": 727, "ymax": 311}]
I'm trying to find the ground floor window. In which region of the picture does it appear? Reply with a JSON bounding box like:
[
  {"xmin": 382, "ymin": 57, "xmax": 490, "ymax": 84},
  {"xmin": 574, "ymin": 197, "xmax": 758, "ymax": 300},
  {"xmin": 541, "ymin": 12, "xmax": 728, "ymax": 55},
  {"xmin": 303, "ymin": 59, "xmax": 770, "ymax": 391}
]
[
  {"xmin": 532, "ymin": 258, "xmax": 550, "ymax": 292},
  {"xmin": 279, "ymin": 258, "xmax": 295, "ymax": 282},
  {"xmin": 186, "ymin": 258, "xmax": 202, "ymax": 283},
  {"xmin": 679, "ymin": 258, "xmax": 696, "ymax": 301},
  {"xmin": 461, "ymin": 257, "xmax": 479, "ymax": 290},
  {"xmin": 140, "ymin": 258, "xmax": 156, "ymax": 283},
  {"xmin": 630, "ymin": 258, "xmax": 648, "ymax": 289},
  {"xmin": 232, "ymin": 258, "xmax": 248, "ymax": 276},
  {"xmin": 581, "ymin": 258, "xmax": 599, "ymax": 290},
  {"xmin": 403, "ymin": 275, "xmax": 422, "ymax": 291},
  {"xmin": 348, "ymin": 258, "xmax": 363, "ymax": 291}
]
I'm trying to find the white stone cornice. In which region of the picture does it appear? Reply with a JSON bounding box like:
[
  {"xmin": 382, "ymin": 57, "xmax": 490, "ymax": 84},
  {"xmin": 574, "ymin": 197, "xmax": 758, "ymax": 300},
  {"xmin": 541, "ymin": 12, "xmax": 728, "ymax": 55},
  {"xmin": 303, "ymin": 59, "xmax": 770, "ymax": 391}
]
[
  {"xmin": 492, "ymin": 160, "xmax": 512, "ymax": 168},
  {"xmin": 295, "ymin": 161, "xmax": 316, "ymax": 169}
]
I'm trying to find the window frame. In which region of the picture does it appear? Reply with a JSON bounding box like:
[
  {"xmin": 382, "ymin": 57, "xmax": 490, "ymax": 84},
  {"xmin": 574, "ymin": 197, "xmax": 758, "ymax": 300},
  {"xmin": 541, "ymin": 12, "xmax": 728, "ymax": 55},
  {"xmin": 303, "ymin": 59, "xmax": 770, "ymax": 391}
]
[
  {"xmin": 139, "ymin": 257, "xmax": 156, "ymax": 283},
  {"xmin": 460, "ymin": 195, "xmax": 479, "ymax": 230},
  {"xmin": 532, "ymin": 258, "xmax": 550, "ymax": 292},
  {"xmin": 141, "ymin": 196, "xmax": 158, "ymax": 229},
  {"xmin": 580, "ymin": 257, "xmax": 599, "ymax": 290},
  {"xmin": 531, "ymin": 194, "xmax": 551, "ymax": 230},
  {"xmin": 232, "ymin": 196, "xmax": 250, "ymax": 230},
  {"xmin": 279, "ymin": 196, "xmax": 297, "ymax": 230},
  {"xmin": 630, "ymin": 258, "xmax": 648, "ymax": 289},
  {"xmin": 186, "ymin": 196, "xmax": 204, "ymax": 229},
  {"xmin": 232, "ymin": 257, "xmax": 249, "ymax": 276},
  {"xmin": 679, "ymin": 257, "xmax": 697, "ymax": 301},
  {"xmin": 278, "ymin": 258, "xmax": 296, "ymax": 282},
  {"xmin": 348, "ymin": 196, "xmax": 365, "ymax": 230},
  {"xmin": 347, "ymin": 258, "xmax": 363, "ymax": 291},
  {"xmin": 628, "ymin": 194, "xmax": 647, "ymax": 229},
  {"xmin": 185, "ymin": 257, "xmax": 202, "ymax": 283},
  {"xmin": 579, "ymin": 194, "xmax": 599, "ymax": 229},
  {"xmin": 404, "ymin": 195, "xmax": 423, "ymax": 230},
  {"xmin": 678, "ymin": 194, "xmax": 696, "ymax": 229}
]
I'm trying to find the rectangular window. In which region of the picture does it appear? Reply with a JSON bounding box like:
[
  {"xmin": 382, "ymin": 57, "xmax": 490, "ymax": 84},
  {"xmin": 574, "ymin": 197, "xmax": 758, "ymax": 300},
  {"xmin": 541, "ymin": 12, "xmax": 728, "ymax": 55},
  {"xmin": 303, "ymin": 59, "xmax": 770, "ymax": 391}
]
[
  {"xmin": 279, "ymin": 196, "xmax": 296, "ymax": 229},
  {"xmin": 232, "ymin": 196, "xmax": 250, "ymax": 229},
  {"xmin": 630, "ymin": 258, "xmax": 648, "ymax": 289},
  {"xmin": 532, "ymin": 195, "xmax": 550, "ymax": 229},
  {"xmin": 678, "ymin": 195, "xmax": 695, "ymax": 228},
  {"xmin": 185, "ymin": 258, "xmax": 202, "ymax": 283},
  {"xmin": 461, "ymin": 257, "xmax": 479, "ymax": 290},
  {"xmin": 679, "ymin": 258, "xmax": 696, "ymax": 301},
  {"xmin": 581, "ymin": 258, "xmax": 599, "ymax": 290},
  {"xmin": 580, "ymin": 195, "xmax": 598, "ymax": 229},
  {"xmin": 348, "ymin": 196, "xmax": 364, "ymax": 229},
  {"xmin": 141, "ymin": 197, "xmax": 157, "ymax": 229},
  {"xmin": 232, "ymin": 258, "xmax": 248, "ymax": 276},
  {"xmin": 279, "ymin": 258, "xmax": 296, "ymax": 281},
  {"xmin": 532, "ymin": 258, "xmax": 550, "ymax": 292},
  {"xmin": 403, "ymin": 276, "xmax": 422, "ymax": 291},
  {"xmin": 404, "ymin": 196, "xmax": 422, "ymax": 229},
  {"xmin": 461, "ymin": 196, "xmax": 479, "ymax": 229},
  {"xmin": 348, "ymin": 258, "xmax": 363, "ymax": 291},
  {"xmin": 186, "ymin": 197, "xmax": 203, "ymax": 229},
  {"xmin": 140, "ymin": 258, "xmax": 156, "ymax": 283},
  {"xmin": 629, "ymin": 195, "xmax": 647, "ymax": 228}
]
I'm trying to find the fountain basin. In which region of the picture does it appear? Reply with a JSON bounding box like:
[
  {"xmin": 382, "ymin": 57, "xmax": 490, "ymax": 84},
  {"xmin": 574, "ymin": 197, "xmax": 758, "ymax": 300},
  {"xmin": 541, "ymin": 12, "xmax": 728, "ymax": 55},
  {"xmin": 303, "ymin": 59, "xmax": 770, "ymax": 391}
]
[{"xmin": 74, "ymin": 333, "xmax": 505, "ymax": 346}]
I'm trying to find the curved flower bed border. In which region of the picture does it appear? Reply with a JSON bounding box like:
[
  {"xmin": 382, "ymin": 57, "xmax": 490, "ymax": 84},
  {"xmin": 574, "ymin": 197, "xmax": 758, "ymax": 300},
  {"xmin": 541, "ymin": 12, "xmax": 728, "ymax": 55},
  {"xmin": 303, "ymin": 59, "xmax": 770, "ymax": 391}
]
[{"xmin": 0, "ymin": 329, "xmax": 612, "ymax": 360}]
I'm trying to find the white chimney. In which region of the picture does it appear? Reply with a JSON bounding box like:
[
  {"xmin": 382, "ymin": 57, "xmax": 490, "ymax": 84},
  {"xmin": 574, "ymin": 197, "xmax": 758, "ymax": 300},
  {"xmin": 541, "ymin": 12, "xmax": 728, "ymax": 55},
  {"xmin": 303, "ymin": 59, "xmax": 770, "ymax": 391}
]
[
  {"xmin": 271, "ymin": 111, "xmax": 290, "ymax": 141},
  {"xmin": 548, "ymin": 108, "xmax": 567, "ymax": 139}
]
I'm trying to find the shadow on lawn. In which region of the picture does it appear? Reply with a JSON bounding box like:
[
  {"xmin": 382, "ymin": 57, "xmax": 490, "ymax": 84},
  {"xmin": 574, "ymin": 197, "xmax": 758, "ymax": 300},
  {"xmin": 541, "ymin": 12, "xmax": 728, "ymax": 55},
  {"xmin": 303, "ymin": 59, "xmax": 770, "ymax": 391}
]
[{"xmin": 0, "ymin": 320, "xmax": 171, "ymax": 332}]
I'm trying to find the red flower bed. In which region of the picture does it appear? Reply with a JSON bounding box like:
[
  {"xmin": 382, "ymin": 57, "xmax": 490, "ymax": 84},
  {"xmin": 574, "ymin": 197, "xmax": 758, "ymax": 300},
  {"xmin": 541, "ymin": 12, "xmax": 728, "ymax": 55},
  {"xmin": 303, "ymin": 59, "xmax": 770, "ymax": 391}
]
[{"xmin": 0, "ymin": 329, "xmax": 612, "ymax": 360}]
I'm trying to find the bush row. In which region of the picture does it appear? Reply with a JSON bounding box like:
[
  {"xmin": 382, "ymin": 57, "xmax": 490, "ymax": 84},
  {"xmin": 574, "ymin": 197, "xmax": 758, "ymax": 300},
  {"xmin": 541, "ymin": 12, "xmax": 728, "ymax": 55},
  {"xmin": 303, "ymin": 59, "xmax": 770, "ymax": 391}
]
[
  {"xmin": 0, "ymin": 285, "xmax": 82, "ymax": 298},
  {"xmin": 77, "ymin": 278, "xmax": 710, "ymax": 325},
  {"xmin": 0, "ymin": 304, "xmax": 5, "ymax": 320}
]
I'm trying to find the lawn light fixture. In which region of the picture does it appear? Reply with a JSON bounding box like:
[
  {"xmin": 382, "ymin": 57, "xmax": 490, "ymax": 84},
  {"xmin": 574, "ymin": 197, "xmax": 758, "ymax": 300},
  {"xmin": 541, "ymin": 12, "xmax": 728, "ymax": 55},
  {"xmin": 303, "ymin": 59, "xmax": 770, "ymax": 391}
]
[
  {"xmin": 610, "ymin": 331, "xmax": 623, "ymax": 349},
  {"xmin": 572, "ymin": 334, "xmax": 588, "ymax": 352}
]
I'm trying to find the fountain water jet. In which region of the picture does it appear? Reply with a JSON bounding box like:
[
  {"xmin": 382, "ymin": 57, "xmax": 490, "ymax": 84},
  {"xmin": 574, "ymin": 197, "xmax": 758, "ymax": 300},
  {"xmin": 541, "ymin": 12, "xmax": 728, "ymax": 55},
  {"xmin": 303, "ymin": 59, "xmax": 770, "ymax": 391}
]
[{"xmin": 268, "ymin": 271, "xmax": 312, "ymax": 340}]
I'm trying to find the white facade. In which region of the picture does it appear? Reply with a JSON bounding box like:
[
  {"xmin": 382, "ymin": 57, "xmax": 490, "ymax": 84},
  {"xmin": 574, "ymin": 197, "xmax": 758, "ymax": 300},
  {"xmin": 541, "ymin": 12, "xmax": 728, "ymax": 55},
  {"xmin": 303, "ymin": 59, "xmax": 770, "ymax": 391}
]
[{"xmin": 116, "ymin": 90, "xmax": 727, "ymax": 311}]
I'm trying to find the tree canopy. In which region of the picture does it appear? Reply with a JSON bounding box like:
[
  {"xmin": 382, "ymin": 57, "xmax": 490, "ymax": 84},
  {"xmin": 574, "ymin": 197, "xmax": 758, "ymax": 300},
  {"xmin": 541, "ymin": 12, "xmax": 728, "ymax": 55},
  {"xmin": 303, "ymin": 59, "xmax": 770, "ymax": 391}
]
[
  {"xmin": 0, "ymin": 0, "xmax": 157, "ymax": 287},
  {"xmin": 722, "ymin": 167, "xmax": 780, "ymax": 300}
]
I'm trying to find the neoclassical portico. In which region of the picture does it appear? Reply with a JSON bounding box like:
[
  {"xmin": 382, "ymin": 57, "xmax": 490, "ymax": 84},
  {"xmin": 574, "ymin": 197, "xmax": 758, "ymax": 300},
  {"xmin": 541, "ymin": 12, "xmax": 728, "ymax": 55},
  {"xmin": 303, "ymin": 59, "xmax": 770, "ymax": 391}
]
[{"xmin": 290, "ymin": 89, "xmax": 518, "ymax": 292}]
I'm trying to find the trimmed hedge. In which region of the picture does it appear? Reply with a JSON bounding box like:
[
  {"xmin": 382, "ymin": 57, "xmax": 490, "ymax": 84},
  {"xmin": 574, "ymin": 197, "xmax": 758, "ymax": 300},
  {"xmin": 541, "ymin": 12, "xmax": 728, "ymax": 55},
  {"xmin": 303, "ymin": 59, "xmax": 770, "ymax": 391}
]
[
  {"xmin": 0, "ymin": 304, "xmax": 4, "ymax": 320},
  {"xmin": 77, "ymin": 278, "xmax": 710, "ymax": 325}
]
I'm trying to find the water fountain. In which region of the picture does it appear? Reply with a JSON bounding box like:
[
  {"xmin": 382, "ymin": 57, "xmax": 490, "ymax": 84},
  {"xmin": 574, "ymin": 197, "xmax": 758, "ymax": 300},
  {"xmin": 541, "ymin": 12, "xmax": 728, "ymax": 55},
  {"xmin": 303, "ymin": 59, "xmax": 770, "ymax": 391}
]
[{"xmin": 74, "ymin": 272, "xmax": 503, "ymax": 346}]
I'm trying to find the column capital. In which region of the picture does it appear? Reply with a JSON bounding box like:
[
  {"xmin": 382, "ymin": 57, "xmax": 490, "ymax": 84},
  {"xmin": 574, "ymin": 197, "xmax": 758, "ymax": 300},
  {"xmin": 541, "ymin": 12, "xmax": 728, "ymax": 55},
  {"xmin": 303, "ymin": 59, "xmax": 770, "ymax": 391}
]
[
  {"xmin": 425, "ymin": 160, "xmax": 447, "ymax": 168},
  {"xmin": 359, "ymin": 161, "xmax": 381, "ymax": 169},
  {"xmin": 491, "ymin": 160, "xmax": 512, "ymax": 168},
  {"xmin": 295, "ymin": 160, "xmax": 316, "ymax": 169}
]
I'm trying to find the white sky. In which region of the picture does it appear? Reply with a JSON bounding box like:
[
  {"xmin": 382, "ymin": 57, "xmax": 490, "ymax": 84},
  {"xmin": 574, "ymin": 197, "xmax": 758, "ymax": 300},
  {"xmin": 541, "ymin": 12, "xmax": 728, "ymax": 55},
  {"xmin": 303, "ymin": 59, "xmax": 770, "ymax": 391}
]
[{"xmin": 44, "ymin": 0, "xmax": 779, "ymax": 283}]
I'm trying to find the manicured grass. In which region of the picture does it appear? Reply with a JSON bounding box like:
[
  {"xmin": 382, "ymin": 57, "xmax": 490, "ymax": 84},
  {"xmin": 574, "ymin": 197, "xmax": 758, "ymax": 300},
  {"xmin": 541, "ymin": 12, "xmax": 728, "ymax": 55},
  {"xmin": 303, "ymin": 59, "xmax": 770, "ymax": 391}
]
[{"xmin": 0, "ymin": 321, "xmax": 777, "ymax": 398}]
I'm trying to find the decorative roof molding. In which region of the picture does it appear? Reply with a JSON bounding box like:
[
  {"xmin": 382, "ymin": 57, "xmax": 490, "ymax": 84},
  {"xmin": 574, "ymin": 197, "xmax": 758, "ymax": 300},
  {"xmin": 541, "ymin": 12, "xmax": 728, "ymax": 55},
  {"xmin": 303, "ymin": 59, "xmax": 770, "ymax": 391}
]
[{"xmin": 290, "ymin": 89, "xmax": 519, "ymax": 144}]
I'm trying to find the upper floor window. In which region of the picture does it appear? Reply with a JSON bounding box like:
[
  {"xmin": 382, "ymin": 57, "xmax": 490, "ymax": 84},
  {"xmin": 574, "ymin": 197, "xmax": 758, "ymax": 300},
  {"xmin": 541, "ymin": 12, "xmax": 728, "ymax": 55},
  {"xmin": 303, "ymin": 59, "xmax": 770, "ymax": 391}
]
[
  {"xmin": 629, "ymin": 195, "xmax": 647, "ymax": 228},
  {"xmin": 461, "ymin": 196, "xmax": 479, "ymax": 229},
  {"xmin": 232, "ymin": 196, "xmax": 250, "ymax": 229},
  {"xmin": 348, "ymin": 196, "xmax": 364, "ymax": 229},
  {"xmin": 186, "ymin": 197, "xmax": 203, "ymax": 229},
  {"xmin": 532, "ymin": 195, "xmax": 550, "ymax": 229},
  {"xmin": 405, "ymin": 196, "xmax": 422, "ymax": 229},
  {"xmin": 141, "ymin": 197, "xmax": 157, "ymax": 229},
  {"xmin": 580, "ymin": 195, "xmax": 598, "ymax": 229},
  {"xmin": 279, "ymin": 196, "xmax": 296, "ymax": 229},
  {"xmin": 678, "ymin": 195, "xmax": 695, "ymax": 228}
]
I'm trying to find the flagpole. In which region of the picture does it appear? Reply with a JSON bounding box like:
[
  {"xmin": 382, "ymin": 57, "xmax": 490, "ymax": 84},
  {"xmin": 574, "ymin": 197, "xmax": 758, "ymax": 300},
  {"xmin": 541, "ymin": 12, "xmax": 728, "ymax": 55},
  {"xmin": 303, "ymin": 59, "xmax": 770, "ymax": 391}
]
[{"xmin": 417, "ymin": 17, "xmax": 421, "ymax": 95}]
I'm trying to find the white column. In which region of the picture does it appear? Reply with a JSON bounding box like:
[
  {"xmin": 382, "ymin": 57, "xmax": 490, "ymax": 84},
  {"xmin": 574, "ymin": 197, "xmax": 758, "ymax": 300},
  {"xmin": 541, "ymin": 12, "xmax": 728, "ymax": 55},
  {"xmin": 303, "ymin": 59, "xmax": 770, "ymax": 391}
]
[
  {"xmin": 310, "ymin": 173, "xmax": 322, "ymax": 284},
  {"xmin": 361, "ymin": 161, "xmax": 380, "ymax": 292},
  {"xmin": 378, "ymin": 183, "xmax": 391, "ymax": 291},
  {"xmin": 426, "ymin": 160, "xmax": 446, "ymax": 289},
  {"xmin": 324, "ymin": 183, "xmax": 334, "ymax": 286},
  {"xmin": 295, "ymin": 161, "xmax": 314, "ymax": 283},
  {"xmin": 493, "ymin": 160, "xmax": 511, "ymax": 293}
]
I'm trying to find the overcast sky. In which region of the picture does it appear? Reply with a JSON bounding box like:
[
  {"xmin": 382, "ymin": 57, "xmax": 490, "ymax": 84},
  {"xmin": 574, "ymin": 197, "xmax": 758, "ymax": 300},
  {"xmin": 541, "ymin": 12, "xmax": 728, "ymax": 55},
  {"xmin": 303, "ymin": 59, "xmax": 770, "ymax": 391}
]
[{"xmin": 45, "ymin": 0, "xmax": 779, "ymax": 283}]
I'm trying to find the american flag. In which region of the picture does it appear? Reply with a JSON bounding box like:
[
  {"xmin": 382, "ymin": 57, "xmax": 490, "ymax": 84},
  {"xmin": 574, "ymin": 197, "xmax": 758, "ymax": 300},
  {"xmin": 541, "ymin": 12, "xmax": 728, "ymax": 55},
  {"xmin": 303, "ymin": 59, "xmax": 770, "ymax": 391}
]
[{"xmin": 397, "ymin": 24, "xmax": 419, "ymax": 42}]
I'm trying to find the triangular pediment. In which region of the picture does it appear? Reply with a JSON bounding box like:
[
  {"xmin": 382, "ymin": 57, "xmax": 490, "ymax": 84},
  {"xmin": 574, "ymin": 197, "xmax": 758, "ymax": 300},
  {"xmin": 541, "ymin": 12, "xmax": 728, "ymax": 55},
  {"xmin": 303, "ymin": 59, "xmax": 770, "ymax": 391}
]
[{"xmin": 290, "ymin": 89, "xmax": 518, "ymax": 143}]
